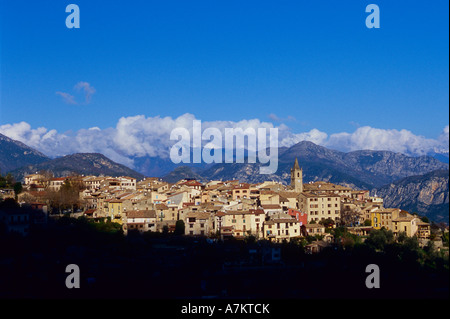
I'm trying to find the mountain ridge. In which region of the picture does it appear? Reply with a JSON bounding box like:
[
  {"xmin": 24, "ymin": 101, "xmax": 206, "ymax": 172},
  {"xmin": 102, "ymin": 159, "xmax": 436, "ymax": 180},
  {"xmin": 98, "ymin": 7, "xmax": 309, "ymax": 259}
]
[
  {"xmin": 0, "ymin": 133, "xmax": 50, "ymax": 174},
  {"xmin": 9, "ymin": 153, "xmax": 145, "ymax": 181},
  {"xmin": 372, "ymin": 169, "xmax": 449, "ymax": 223}
]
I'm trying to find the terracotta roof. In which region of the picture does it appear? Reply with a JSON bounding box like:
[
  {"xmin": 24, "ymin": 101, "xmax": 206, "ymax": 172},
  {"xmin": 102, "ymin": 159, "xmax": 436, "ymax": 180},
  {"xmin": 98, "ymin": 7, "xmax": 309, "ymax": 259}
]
[
  {"xmin": 186, "ymin": 212, "xmax": 212, "ymax": 219},
  {"xmin": 224, "ymin": 210, "xmax": 260, "ymax": 215},
  {"xmin": 270, "ymin": 218, "xmax": 298, "ymax": 224},
  {"xmin": 393, "ymin": 217, "xmax": 414, "ymax": 222},
  {"xmin": 155, "ymin": 203, "xmax": 169, "ymax": 210},
  {"xmin": 249, "ymin": 209, "xmax": 264, "ymax": 215},
  {"xmin": 278, "ymin": 191, "xmax": 300, "ymax": 198},
  {"xmin": 126, "ymin": 210, "xmax": 156, "ymax": 219},
  {"xmin": 303, "ymin": 224, "xmax": 325, "ymax": 228},
  {"xmin": 300, "ymin": 192, "xmax": 340, "ymax": 198},
  {"xmin": 215, "ymin": 211, "xmax": 226, "ymax": 217},
  {"xmin": 261, "ymin": 204, "xmax": 281, "ymax": 209}
]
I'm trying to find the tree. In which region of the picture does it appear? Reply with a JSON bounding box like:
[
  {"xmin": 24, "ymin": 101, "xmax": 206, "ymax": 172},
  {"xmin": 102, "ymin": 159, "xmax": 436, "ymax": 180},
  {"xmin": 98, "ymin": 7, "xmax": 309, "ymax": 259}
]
[
  {"xmin": 0, "ymin": 173, "xmax": 15, "ymax": 189},
  {"xmin": 59, "ymin": 179, "xmax": 82, "ymax": 213},
  {"xmin": 340, "ymin": 206, "xmax": 362, "ymax": 226},
  {"xmin": 174, "ymin": 220, "xmax": 185, "ymax": 236},
  {"xmin": 420, "ymin": 216, "xmax": 430, "ymax": 223},
  {"xmin": 319, "ymin": 218, "xmax": 335, "ymax": 228},
  {"xmin": 365, "ymin": 228, "xmax": 394, "ymax": 251},
  {"xmin": 13, "ymin": 182, "xmax": 23, "ymax": 199},
  {"xmin": 363, "ymin": 219, "xmax": 371, "ymax": 226},
  {"xmin": 5, "ymin": 173, "xmax": 14, "ymax": 187},
  {"xmin": 397, "ymin": 231, "xmax": 407, "ymax": 244}
]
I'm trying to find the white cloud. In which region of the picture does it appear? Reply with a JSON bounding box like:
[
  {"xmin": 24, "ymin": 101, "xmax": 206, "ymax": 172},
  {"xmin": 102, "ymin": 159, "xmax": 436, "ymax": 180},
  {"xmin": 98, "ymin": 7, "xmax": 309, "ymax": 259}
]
[
  {"xmin": 56, "ymin": 81, "xmax": 96, "ymax": 105},
  {"xmin": 74, "ymin": 81, "xmax": 96, "ymax": 104},
  {"xmin": 56, "ymin": 92, "xmax": 77, "ymax": 105},
  {"xmin": 268, "ymin": 113, "xmax": 296, "ymax": 123},
  {"xmin": 279, "ymin": 128, "xmax": 328, "ymax": 147},
  {"xmin": 325, "ymin": 126, "xmax": 445, "ymax": 156},
  {"xmin": 0, "ymin": 115, "xmax": 448, "ymax": 170}
]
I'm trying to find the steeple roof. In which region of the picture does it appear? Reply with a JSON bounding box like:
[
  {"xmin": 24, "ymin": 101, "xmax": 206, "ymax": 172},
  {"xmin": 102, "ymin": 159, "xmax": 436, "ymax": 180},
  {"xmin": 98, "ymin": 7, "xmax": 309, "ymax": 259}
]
[{"xmin": 293, "ymin": 157, "xmax": 300, "ymax": 170}]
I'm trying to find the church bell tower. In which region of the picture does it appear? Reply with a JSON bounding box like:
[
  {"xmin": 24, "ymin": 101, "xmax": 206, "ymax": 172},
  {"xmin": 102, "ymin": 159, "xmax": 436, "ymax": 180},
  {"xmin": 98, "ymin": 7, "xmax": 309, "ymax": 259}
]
[{"xmin": 291, "ymin": 157, "xmax": 303, "ymax": 193}]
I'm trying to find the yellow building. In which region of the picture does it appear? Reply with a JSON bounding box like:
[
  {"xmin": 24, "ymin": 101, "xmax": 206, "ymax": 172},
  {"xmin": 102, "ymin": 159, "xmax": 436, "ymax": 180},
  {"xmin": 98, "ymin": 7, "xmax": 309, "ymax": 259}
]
[
  {"xmin": 106, "ymin": 199, "xmax": 125, "ymax": 224},
  {"xmin": 370, "ymin": 208, "xmax": 402, "ymax": 230}
]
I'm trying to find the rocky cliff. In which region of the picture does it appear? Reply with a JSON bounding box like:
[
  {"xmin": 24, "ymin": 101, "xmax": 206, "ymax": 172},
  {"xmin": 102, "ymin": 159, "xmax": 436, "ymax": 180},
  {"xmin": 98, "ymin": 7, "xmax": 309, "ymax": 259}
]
[{"xmin": 372, "ymin": 169, "xmax": 449, "ymax": 223}]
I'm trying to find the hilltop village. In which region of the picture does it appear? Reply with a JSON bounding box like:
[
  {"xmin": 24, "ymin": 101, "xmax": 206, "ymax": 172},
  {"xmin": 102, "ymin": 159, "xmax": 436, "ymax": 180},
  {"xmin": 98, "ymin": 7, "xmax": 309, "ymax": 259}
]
[{"xmin": 2, "ymin": 158, "xmax": 438, "ymax": 252}]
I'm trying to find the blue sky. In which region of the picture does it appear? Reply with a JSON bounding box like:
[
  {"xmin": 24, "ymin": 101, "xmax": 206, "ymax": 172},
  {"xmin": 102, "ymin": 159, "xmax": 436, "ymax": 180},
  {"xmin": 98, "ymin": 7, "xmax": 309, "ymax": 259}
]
[{"xmin": 0, "ymin": 0, "xmax": 448, "ymax": 162}]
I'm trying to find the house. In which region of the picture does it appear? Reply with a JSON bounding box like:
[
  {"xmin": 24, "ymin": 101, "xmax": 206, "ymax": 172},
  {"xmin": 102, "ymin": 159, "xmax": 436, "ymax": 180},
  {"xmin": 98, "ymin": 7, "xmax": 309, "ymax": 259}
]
[
  {"xmin": 392, "ymin": 215, "xmax": 429, "ymax": 239},
  {"xmin": 287, "ymin": 208, "xmax": 308, "ymax": 226},
  {"xmin": 83, "ymin": 209, "xmax": 98, "ymax": 218},
  {"xmin": 261, "ymin": 204, "xmax": 283, "ymax": 217},
  {"xmin": 48, "ymin": 177, "xmax": 67, "ymax": 192},
  {"xmin": 123, "ymin": 210, "xmax": 157, "ymax": 234},
  {"xmin": 262, "ymin": 218, "xmax": 301, "ymax": 243},
  {"xmin": 347, "ymin": 226, "xmax": 373, "ymax": 237},
  {"xmin": 218, "ymin": 210, "xmax": 265, "ymax": 238},
  {"xmin": 259, "ymin": 191, "xmax": 280, "ymax": 205},
  {"xmin": 105, "ymin": 199, "xmax": 125, "ymax": 224},
  {"xmin": 305, "ymin": 240, "xmax": 330, "ymax": 254},
  {"xmin": 185, "ymin": 212, "xmax": 213, "ymax": 236},
  {"xmin": 154, "ymin": 203, "xmax": 175, "ymax": 221},
  {"xmin": 24, "ymin": 174, "xmax": 46, "ymax": 190},
  {"xmin": 82, "ymin": 176, "xmax": 104, "ymax": 191},
  {"xmin": 180, "ymin": 180, "xmax": 203, "ymax": 191},
  {"xmin": 298, "ymin": 192, "xmax": 341, "ymax": 224},
  {"xmin": 232, "ymin": 183, "xmax": 251, "ymax": 200},
  {"xmin": 119, "ymin": 176, "xmax": 137, "ymax": 190},
  {"xmin": 277, "ymin": 191, "xmax": 299, "ymax": 209},
  {"xmin": 370, "ymin": 208, "xmax": 402, "ymax": 230},
  {"xmin": 303, "ymin": 181, "xmax": 352, "ymax": 197},
  {"xmin": 416, "ymin": 221, "xmax": 431, "ymax": 240},
  {"xmin": 0, "ymin": 209, "xmax": 31, "ymax": 236},
  {"xmin": 301, "ymin": 223, "xmax": 326, "ymax": 237}
]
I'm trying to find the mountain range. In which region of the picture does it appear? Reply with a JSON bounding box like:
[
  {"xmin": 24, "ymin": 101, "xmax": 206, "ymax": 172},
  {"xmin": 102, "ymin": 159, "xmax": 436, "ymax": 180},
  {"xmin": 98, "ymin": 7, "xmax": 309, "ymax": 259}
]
[
  {"xmin": 372, "ymin": 169, "xmax": 449, "ymax": 223},
  {"xmin": 161, "ymin": 141, "xmax": 448, "ymax": 189},
  {"xmin": 8, "ymin": 152, "xmax": 145, "ymax": 181},
  {"xmin": 1, "ymin": 132, "xmax": 448, "ymax": 222},
  {"xmin": 0, "ymin": 133, "xmax": 49, "ymax": 174}
]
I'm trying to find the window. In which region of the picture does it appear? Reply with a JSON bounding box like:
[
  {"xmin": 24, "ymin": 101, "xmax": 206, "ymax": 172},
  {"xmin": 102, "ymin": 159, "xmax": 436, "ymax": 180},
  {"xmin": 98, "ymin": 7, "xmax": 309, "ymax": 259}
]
[{"xmin": 200, "ymin": 223, "xmax": 204, "ymax": 228}]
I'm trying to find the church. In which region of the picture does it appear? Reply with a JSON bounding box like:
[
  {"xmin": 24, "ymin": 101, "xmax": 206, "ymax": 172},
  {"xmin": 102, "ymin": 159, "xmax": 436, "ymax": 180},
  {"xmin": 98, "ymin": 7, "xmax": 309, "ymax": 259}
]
[{"xmin": 290, "ymin": 157, "xmax": 303, "ymax": 193}]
